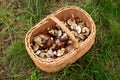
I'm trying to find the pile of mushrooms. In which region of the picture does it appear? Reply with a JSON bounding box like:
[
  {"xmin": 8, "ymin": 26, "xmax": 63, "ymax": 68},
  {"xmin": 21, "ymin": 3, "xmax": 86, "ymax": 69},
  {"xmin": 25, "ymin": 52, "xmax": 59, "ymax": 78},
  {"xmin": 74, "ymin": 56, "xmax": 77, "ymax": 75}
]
[
  {"xmin": 31, "ymin": 16, "xmax": 90, "ymax": 59},
  {"xmin": 62, "ymin": 16, "xmax": 90, "ymax": 42}
]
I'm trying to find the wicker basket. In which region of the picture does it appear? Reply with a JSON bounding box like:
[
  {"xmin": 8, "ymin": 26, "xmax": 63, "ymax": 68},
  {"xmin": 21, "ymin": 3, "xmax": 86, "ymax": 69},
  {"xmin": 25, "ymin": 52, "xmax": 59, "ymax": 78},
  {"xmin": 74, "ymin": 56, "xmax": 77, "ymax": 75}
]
[{"xmin": 25, "ymin": 6, "xmax": 96, "ymax": 72}]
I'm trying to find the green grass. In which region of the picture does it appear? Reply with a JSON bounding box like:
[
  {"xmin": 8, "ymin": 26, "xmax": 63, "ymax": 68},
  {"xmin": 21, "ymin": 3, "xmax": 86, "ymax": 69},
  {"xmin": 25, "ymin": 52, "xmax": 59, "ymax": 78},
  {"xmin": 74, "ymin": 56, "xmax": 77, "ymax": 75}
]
[
  {"xmin": 0, "ymin": 0, "xmax": 120, "ymax": 80},
  {"xmin": 2, "ymin": 41, "xmax": 35, "ymax": 79}
]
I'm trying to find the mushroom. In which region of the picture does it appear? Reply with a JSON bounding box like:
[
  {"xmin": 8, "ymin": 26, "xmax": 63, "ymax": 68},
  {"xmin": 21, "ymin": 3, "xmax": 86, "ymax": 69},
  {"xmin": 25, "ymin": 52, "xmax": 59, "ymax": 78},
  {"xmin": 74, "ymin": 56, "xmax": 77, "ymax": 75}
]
[
  {"xmin": 31, "ymin": 43, "xmax": 39, "ymax": 52},
  {"xmin": 61, "ymin": 33, "xmax": 67, "ymax": 39},
  {"xmin": 34, "ymin": 36, "xmax": 43, "ymax": 47},
  {"xmin": 71, "ymin": 31, "xmax": 78, "ymax": 37},
  {"xmin": 53, "ymin": 51, "xmax": 57, "ymax": 55},
  {"xmin": 55, "ymin": 41, "xmax": 64, "ymax": 50},
  {"xmin": 50, "ymin": 44, "xmax": 56, "ymax": 50},
  {"xmin": 56, "ymin": 48, "xmax": 65, "ymax": 57},
  {"xmin": 60, "ymin": 33, "xmax": 68, "ymax": 42},
  {"xmin": 57, "ymin": 30, "xmax": 62, "ymax": 37},
  {"xmin": 39, "ymin": 52, "xmax": 49, "ymax": 59},
  {"xmin": 70, "ymin": 23, "xmax": 77, "ymax": 30},
  {"xmin": 47, "ymin": 49, "xmax": 53, "ymax": 57},
  {"xmin": 82, "ymin": 27, "xmax": 90, "ymax": 36},
  {"xmin": 67, "ymin": 18, "xmax": 76, "ymax": 26},
  {"xmin": 60, "ymin": 36, "xmax": 68, "ymax": 42},
  {"xmin": 78, "ymin": 34, "xmax": 87, "ymax": 40},
  {"xmin": 78, "ymin": 21, "xmax": 84, "ymax": 27},
  {"xmin": 35, "ymin": 50, "xmax": 41, "ymax": 55},
  {"xmin": 75, "ymin": 25, "xmax": 81, "ymax": 34},
  {"xmin": 45, "ymin": 39, "xmax": 53, "ymax": 48},
  {"xmin": 67, "ymin": 40, "xmax": 73, "ymax": 45},
  {"xmin": 47, "ymin": 50, "xmax": 57, "ymax": 58},
  {"xmin": 50, "ymin": 37, "xmax": 54, "ymax": 41},
  {"xmin": 75, "ymin": 17, "xmax": 80, "ymax": 24},
  {"xmin": 39, "ymin": 33, "xmax": 50, "ymax": 41},
  {"xmin": 48, "ymin": 29, "xmax": 56, "ymax": 36},
  {"xmin": 65, "ymin": 45, "xmax": 74, "ymax": 53}
]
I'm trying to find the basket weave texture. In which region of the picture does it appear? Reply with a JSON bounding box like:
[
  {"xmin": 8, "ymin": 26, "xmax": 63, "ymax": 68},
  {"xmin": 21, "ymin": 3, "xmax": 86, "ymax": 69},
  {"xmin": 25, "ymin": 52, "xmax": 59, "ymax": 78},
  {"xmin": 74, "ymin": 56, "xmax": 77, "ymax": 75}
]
[{"xmin": 25, "ymin": 6, "xmax": 96, "ymax": 72}]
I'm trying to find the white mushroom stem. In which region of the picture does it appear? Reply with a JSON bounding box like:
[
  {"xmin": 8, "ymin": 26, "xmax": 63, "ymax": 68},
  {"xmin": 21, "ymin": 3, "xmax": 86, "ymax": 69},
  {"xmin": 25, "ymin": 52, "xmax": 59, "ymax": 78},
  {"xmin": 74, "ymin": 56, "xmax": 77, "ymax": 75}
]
[
  {"xmin": 58, "ymin": 30, "xmax": 62, "ymax": 37},
  {"xmin": 75, "ymin": 25, "xmax": 81, "ymax": 34},
  {"xmin": 35, "ymin": 50, "xmax": 41, "ymax": 55},
  {"xmin": 61, "ymin": 33, "xmax": 67, "ymax": 39},
  {"xmin": 53, "ymin": 51, "xmax": 57, "ymax": 55}
]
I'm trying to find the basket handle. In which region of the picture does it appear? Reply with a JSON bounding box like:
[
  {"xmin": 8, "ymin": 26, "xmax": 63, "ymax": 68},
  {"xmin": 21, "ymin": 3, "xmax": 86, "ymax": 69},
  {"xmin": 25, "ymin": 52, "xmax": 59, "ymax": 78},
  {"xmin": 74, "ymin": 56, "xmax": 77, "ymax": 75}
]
[{"xmin": 47, "ymin": 15, "xmax": 79, "ymax": 48}]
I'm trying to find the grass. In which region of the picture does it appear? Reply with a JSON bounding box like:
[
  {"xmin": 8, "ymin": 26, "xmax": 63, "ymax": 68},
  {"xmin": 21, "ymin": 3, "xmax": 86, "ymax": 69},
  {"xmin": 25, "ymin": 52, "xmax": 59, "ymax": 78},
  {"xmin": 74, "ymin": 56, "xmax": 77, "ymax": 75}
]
[
  {"xmin": 0, "ymin": 0, "xmax": 120, "ymax": 80},
  {"xmin": 3, "ymin": 41, "xmax": 35, "ymax": 79}
]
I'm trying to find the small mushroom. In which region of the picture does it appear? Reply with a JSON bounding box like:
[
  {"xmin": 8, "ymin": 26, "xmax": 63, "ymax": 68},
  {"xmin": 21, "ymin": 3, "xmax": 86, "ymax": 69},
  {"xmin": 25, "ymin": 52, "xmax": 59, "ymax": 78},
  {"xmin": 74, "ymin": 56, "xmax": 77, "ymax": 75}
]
[
  {"xmin": 52, "ymin": 51, "xmax": 57, "ymax": 58},
  {"xmin": 55, "ymin": 41, "xmax": 64, "ymax": 50},
  {"xmin": 82, "ymin": 27, "xmax": 90, "ymax": 36},
  {"xmin": 31, "ymin": 43, "xmax": 39, "ymax": 52},
  {"xmin": 45, "ymin": 39, "xmax": 53, "ymax": 48},
  {"xmin": 43, "ymin": 49, "xmax": 48, "ymax": 53},
  {"xmin": 34, "ymin": 36, "xmax": 43, "ymax": 47},
  {"xmin": 48, "ymin": 29, "xmax": 54, "ymax": 34},
  {"xmin": 61, "ymin": 33, "xmax": 67, "ymax": 39},
  {"xmin": 75, "ymin": 17, "xmax": 80, "ymax": 24},
  {"xmin": 60, "ymin": 36, "xmax": 68, "ymax": 42},
  {"xmin": 39, "ymin": 52, "xmax": 49, "ymax": 59},
  {"xmin": 78, "ymin": 34, "xmax": 87, "ymax": 40},
  {"xmin": 50, "ymin": 44, "xmax": 56, "ymax": 50},
  {"xmin": 48, "ymin": 29, "xmax": 56, "ymax": 36},
  {"xmin": 55, "ymin": 39, "xmax": 60, "ymax": 44},
  {"xmin": 57, "ymin": 30, "xmax": 62, "ymax": 37},
  {"xmin": 60, "ymin": 33, "xmax": 68, "ymax": 42},
  {"xmin": 35, "ymin": 50, "xmax": 41, "ymax": 55},
  {"xmin": 56, "ymin": 48, "xmax": 65, "ymax": 57},
  {"xmin": 71, "ymin": 23, "xmax": 77, "ymax": 30},
  {"xmin": 47, "ymin": 49, "xmax": 53, "ymax": 57},
  {"xmin": 78, "ymin": 21, "xmax": 84, "ymax": 27},
  {"xmin": 71, "ymin": 31, "xmax": 78, "ymax": 37},
  {"xmin": 39, "ymin": 33, "xmax": 50, "ymax": 40},
  {"xmin": 67, "ymin": 40, "xmax": 73, "ymax": 45},
  {"xmin": 65, "ymin": 45, "xmax": 74, "ymax": 53},
  {"xmin": 67, "ymin": 18, "xmax": 76, "ymax": 26},
  {"xmin": 51, "ymin": 37, "xmax": 54, "ymax": 40},
  {"xmin": 53, "ymin": 51, "xmax": 57, "ymax": 55},
  {"xmin": 75, "ymin": 25, "xmax": 81, "ymax": 34},
  {"xmin": 47, "ymin": 27, "xmax": 50, "ymax": 31}
]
